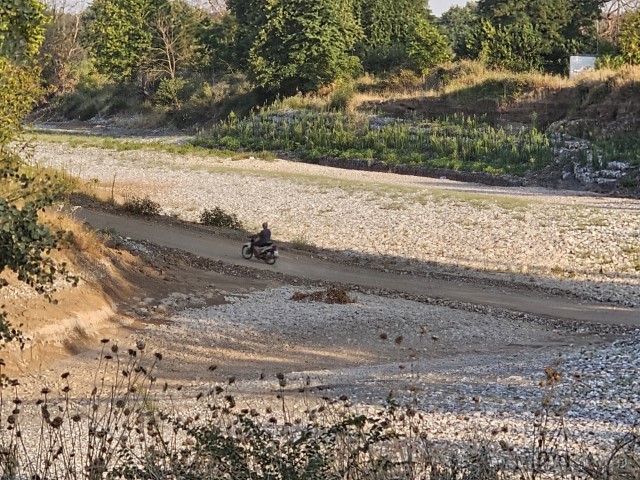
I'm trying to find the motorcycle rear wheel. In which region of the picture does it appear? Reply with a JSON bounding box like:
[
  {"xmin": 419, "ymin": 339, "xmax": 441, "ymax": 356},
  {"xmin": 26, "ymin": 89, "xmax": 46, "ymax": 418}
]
[
  {"xmin": 264, "ymin": 252, "xmax": 277, "ymax": 265},
  {"xmin": 241, "ymin": 245, "xmax": 253, "ymax": 259}
]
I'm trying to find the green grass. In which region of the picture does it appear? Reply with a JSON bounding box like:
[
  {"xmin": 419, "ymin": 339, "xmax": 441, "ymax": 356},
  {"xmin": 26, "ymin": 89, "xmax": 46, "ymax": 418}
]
[
  {"xmin": 195, "ymin": 109, "xmax": 557, "ymax": 176},
  {"xmin": 28, "ymin": 130, "xmax": 277, "ymax": 161}
]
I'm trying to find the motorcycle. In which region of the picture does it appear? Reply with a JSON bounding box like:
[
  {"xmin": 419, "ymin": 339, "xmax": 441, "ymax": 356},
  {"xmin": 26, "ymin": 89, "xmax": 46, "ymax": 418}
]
[{"xmin": 241, "ymin": 236, "xmax": 279, "ymax": 265}]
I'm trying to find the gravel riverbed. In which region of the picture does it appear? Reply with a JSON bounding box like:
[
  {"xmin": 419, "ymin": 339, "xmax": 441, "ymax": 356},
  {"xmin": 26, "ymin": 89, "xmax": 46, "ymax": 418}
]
[
  {"xmin": 34, "ymin": 142, "xmax": 640, "ymax": 306},
  {"xmin": 15, "ymin": 139, "xmax": 640, "ymax": 474}
]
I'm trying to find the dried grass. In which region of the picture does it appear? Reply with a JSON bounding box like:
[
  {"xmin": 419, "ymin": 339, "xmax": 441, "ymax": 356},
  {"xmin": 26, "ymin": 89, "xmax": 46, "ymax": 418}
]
[{"xmin": 290, "ymin": 287, "xmax": 356, "ymax": 304}]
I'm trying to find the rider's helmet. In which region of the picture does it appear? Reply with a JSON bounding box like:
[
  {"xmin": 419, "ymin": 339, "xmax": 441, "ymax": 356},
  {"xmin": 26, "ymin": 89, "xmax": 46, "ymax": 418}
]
[{"xmin": 262, "ymin": 222, "xmax": 268, "ymax": 229}]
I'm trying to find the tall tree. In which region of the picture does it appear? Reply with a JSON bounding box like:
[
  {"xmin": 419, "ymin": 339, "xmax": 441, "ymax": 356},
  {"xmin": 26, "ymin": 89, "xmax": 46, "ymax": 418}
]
[
  {"xmin": 197, "ymin": 12, "xmax": 240, "ymax": 77},
  {"xmin": 149, "ymin": 0, "xmax": 204, "ymax": 79},
  {"xmin": 354, "ymin": 0, "xmax": 450, "ymax": 73},
  {"xmin": 82, "ymin": 0, "xmax": 155, "ymax": 81},
  {"xmin": 439, "ymin": 2, "xmax": 480, "ymax": 59},
  {"xmin": 477, "ymin": 0, "xmax": 602, "ymax": 72},
  {"xmin": 248, "ymin": 0, "xmax": 362, "ymax": 94},
  {"xmin": 39, "ymin": 1, "xmax": 85, "ymax": 94},
  {"xmin": 618, "ymin": 7, "xmax": 640, "ymax": 63},
  {"xmin": 226, "ymin": 0, "xmax": 268, "ymax": 68}
]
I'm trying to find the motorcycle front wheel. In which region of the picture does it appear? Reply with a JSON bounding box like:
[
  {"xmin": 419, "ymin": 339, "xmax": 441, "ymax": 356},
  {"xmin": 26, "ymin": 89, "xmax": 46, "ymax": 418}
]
[
  {"xmin": 241, "ymin": 245, "xmax": 253, "ymax": 259},
  {"xmin": 264, "ymin": 252, "xmax": 277, "ymax": 265}
]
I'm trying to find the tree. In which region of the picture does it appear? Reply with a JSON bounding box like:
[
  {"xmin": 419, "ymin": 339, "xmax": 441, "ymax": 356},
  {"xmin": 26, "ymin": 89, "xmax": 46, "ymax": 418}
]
[
  {"xmin": 39, "ymin": 0, "xmax": 85, "ymax": 94},
  {"xmin": 477, "ymin": 0, "xmax": 602, "ymax": 72},
  {"xmin": 1, "ymin": 0, "xmax": 75, "ymax": 346},
  {"xmin": 248, "ymin": 0, "xmax": 362, "ymax": 94},
  {"xmin": 149, "ymin": 0, "xmax": 205, "ymax": 79},
  {"xmin": 0, "ymin": 0, "xmax": 46, "ymax": 60},
  {"xmin": 82, "ymin": 0, "xmax": 155, "ymax": 81},
  {"xmin": 602, "ymin": 0, "xmax": 640, "ymax": 41},
  {"xmin": 618, "ymin": 8, "xmax": 640, "ymax": 63},
  {"xmin": 354, "ymin": 0, "xmax": 449, "ymax": 73},
  {"xmin": 478, "ymin": 18, "xmax": 545, "ymax": 71},
  {"xmin": 197, "ymin": 12, "xmax": 240, "ymax": 77},
  {"xmin": 438, "ymin": 2, "xmax": 480, "ymax": 59},
  {"xmin": 226, "ymin": 0, "xmax": 269, "ymax": 69},
  {"xmin": 408, "ymin": 18, "xmax": 453, "ymax": 73}
]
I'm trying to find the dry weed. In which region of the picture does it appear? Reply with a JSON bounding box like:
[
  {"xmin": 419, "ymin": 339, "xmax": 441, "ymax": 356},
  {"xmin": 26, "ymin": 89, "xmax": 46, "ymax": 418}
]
[{"xmin": 290, "ymin": 286, "xmax": 356, "ymax": 304}]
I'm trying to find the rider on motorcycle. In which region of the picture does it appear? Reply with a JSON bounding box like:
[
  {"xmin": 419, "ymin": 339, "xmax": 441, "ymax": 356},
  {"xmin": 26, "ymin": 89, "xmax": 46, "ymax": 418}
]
[{"xmin": 252, "ymin": 222, "xmax": 271, "ymax": 254}]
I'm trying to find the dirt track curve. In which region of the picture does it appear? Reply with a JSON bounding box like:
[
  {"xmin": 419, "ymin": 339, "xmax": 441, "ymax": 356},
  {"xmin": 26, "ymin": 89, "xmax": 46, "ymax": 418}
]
[{"xmin": 78, "ymin": 209, "xmax": 639, "ymax": 327}]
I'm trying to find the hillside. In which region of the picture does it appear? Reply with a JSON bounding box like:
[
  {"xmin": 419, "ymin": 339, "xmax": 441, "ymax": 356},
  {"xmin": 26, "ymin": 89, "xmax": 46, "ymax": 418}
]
[{"xmin": 39, "ymin": 63, "xmax": 640, "ymax": 200}]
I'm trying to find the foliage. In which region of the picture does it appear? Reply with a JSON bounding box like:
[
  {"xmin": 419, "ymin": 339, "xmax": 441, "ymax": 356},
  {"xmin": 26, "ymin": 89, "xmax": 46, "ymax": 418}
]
[
  {"xmin": 248, "ymin": 0, "xmax": 363, "ymax": 94},
  {"xmin": 476, "ymin": 0, "xmax": 601, "ymax": 73},
  {"xmin": 0, "ymin": 0, "xmax": 46, "ymax": 60},
  {"xmin": 407, "ymin": 18, "xmax": 452, "ymax": 74},
  {"xmin": 196, "ymin": 13, "xmax": 240, "ymax": 77},
  {"xmin": 355, "ymin": 0, "xmax": 448, "ymax": 74},
  {"xmin": 596, "ymin": 54, "xmax": 627, "ymax": 70},
  {"xmin": 150, "ymin": 0, "xmax": 206, "ymax": 79},
  {"xmin": 359, "ymin": 43, "xmax": 410, "ymax": 73},
  {"xmin": 170, "ymin": 74, "xmax": 258, "ymax": 127},
  {"xmin": 438, "ymin": 2, "xmax": 480, "ymax": 60},
  {"xmin": 355, "ymin": 0, "xmax": 427, "ymax": 48},
  {"xmin": 200, "ymin": 207, "xmax": 243, "ymax": 230},
  {"xmin": 226, "ymin": 0, "xmax": 269, "ymax": 69},
  {"xmin": 618, "ymin": 9, "xmax": 640, "ymax": 65},
  {"xmin": 478, "ymin": 19, "xmax": 545, "ymax": 72},
  {"xmin": 0, "ymin": 341, "xmax": 638, "ymax": 478},
  {"xmin": 196, "ymin": 109, "xmax": 558, "ymax": 176},
  {"xmin": 55, "ymin": 72, "xmax": 148, "ymax": 120},
  {"xmin": 1, "ymin": 0, "xmax": 76, "ymax": 346},
  {"xmin": 122, "ymin": 195, "xmax": 161, "ymax": 216},
  {"xmin": 155, "ymin": 76, "xmax": 190, "ymax": 107},
  {"xmin": 39, "ymin": 10, "xmax": 85, "ymax": 94},
  {"xmin": 82, "ymin": 0, "xmax": 155, "ymax": 81}
]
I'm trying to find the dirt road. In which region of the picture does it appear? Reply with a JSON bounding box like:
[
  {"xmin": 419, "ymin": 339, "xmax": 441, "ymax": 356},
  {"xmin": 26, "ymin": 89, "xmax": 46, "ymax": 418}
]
[{"xmin": 78, "ymin": 209, "xmax": 639, "ymax": 327}]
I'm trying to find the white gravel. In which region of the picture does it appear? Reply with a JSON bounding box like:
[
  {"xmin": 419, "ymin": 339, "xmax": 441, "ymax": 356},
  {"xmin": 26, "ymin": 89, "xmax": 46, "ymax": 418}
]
[
  {"xmin": 33, "ymin": 141, "xmax": 640, "ymax": 306},
  {"xmin": 19, "ymin": 138, "xmax": 640, "ymax": 473},
  {"xmin": 128, "ymin": 286, "xmax": 639, "ymax": 457}
]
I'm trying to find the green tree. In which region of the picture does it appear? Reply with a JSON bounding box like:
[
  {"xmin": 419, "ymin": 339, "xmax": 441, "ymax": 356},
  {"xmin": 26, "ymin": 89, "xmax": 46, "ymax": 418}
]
[
  {"xmin": 82, "ymin": 0, "xmax": 155, "ymax": 81},
  {"xmin": 354, "ymin": 0, "xmax": 449, "ymax": 73},
  {"xmin": 408, "ymin": 18, "xmax": 452, "ymax": 73},
  {"xmin": 197, "ymin": 13, "xmax": 240, "ymax": 77},
  {"xmin": 438, "ymin": 2, "xmax": 480, "ymax": 59},
  {"xmin": 248, "ymin": 0, "xmax": 362, "ymax": 94},
  {"xmin": 0, "ymin": 0, "xmax": 46, "ymax": 60},
  {"xmin": 477, "ymin": 0, "xmax": 601, "ymax": 73},
  {"xmin": 1, "ymin": 0, "xmax": 74, "ymax": 346},
  {"xmin": 226, "ymin": 0, "xmax": 268, "ymax": 69},
  {"xmin": 618, "ymin": 8, "xmax": 640, "ymax": 64},
  {"xmin": 478, "ymin": 18, "xmax": 545, "ymax": 71}
]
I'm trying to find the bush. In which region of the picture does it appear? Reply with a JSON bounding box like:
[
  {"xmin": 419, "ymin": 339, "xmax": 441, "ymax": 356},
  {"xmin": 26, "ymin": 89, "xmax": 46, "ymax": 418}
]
[
  {"xmin": 154, "ymin": 77, "xmax": 191, "ymax": 108},
  {"xmin": 122, "ymin": 195, "xmax": 161, "ymax": 216},
  {"xmin": 200, "ymin": 207, "xmax": 243, "ymax": 229},
  {"xmin": 327, "ymin": 81, "xmax": 357, "ymax": 111},
  {"xmin": 55, "ymin": 73, "xmax": 146, "ymax": 120}
]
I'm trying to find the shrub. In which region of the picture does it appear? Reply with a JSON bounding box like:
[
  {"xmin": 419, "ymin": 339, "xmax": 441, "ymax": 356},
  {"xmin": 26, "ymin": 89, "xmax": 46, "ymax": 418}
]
[
  {"xmin": 200, "ymin": 207, "xmax": 243, "ymax": 229},
  {"xmin": 154, "ymin": 77, "xmax": 191, "ymax": 108},
  {"xmin": 327, "ymin": 81, "xmax": 357, "ymax": 111},
  {"xmin": 122, "ymin": 195, "xmax": 161, "ymax": 216}
]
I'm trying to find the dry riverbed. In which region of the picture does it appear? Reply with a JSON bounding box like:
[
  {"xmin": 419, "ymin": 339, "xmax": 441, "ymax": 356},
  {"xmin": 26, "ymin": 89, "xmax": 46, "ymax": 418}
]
[{"xmin": 3, "ymin": 136, "xmax": 638, "ymax": 475}]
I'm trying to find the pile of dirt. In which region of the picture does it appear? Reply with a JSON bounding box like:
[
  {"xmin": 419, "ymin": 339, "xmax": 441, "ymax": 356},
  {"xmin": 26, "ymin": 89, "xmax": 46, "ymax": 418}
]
[{"xmin": 291, "ymin": 287, "xmax": 355, "ymax": 304}]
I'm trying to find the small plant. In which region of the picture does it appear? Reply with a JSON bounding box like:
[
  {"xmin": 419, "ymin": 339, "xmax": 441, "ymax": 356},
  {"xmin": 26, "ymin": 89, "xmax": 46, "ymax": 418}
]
[
  {"xmin": 122, "ymin": 195, "xmax": 161, "ymax": 216},
  {"xmin": 200, "ymin": 207, "xmax": 243, "ymax": 229},
  {"xmin": 290, "ymin": 231, "xmax": 316, "ymax": 252}
]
